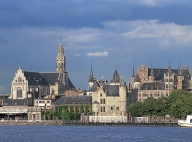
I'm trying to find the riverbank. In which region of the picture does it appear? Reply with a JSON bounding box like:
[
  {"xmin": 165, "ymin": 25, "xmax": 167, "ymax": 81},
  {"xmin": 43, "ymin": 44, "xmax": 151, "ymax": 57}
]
[{"xmin": 0, "ymin": 121, "xmax": 179, "ymax": 127}]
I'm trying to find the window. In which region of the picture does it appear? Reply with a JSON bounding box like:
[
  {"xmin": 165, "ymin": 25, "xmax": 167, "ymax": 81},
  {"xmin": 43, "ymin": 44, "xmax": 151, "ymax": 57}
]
[
  {"xmin": 100, "ymin": 106, "xmax": 105, "ymax": 112},
  {"xmin": 116, "ymin": 107, "xmax": 119, "ymax": 110},
  {"xmin": 150, "ymin": 94, "xmax": 152, "ymax": 97},
  {"xmin": 100, "ymin": 99, "xmax": 105, "ymax": 104},
  {"xmin": 51, "ymin": 89, "xmax": 54, "ymax": 95},
  {"xmin": 17, "ymin": 87, "xmax": 22, "ymax": 98},
  {"xmin": 100, "ymin": 93, "xmax": 102, "ymax": 97},
  {"xmin": 111, "ymin": 106, "xmax": 114, "ymax": 110},
  {"xmin": 18, "ymin": 77, "xmax": 22, "ymax": 82},
  {"xmin": 143, "ymin": 94, "xmax": 148, "ymax": 97},
  {"xmin": 47, "ymin": 101, "xmax": 50, "ymax": 103},
  {"xmin": 170, "ymin": 79, "xmax": 172, "ymax": 82}
]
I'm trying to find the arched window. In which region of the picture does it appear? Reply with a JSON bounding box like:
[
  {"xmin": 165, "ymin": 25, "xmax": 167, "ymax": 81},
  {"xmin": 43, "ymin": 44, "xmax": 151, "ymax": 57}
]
[{"xmin": 17, "ymin": 87, "xmax": 22, "ymax": 98}]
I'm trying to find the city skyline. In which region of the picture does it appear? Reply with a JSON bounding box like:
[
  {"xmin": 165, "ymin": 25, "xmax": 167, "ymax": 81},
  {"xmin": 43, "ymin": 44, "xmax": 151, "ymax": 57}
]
[{"xmin": 1, "ymin": 0, "xmax": 192, "ymax": 94}]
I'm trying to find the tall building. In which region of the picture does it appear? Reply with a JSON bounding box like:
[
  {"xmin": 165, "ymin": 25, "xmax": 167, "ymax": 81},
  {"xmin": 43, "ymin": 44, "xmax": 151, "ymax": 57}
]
[
  {"xmin": 9, "ymin": 41, "xmax": 75, "ymax": 100},
  {"xmin": 129, "ymin": 64, "xmax": 191, "ymax": 102}
]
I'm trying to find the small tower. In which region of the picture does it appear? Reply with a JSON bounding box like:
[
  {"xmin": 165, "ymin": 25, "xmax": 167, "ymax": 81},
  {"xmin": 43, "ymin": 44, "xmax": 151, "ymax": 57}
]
[
  {"xmin": 56, "ymin": 40, "xmax": 66, "ymax": 73},
  {"xmin": 88, "ymin": 61, "xmax": 94, "ymax": 89},
  {"xmin": 130, "ymin": 63, "xmax": 135, "ymax": 89},
  {"xmin": 177, "ymin": 63, "xmax": 184, "ymax": 90},
  {"xmin": 164, "ymin": 64, "xmax": 175, "ymax": 93},
  {"xmin": 149, "ymin": 64, "xmax": 155, "ymax": 82}
]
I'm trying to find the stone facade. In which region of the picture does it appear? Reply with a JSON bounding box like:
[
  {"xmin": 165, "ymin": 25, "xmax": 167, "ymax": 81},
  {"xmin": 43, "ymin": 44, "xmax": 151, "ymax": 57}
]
[
  {"xmin": 129, "ymin": 64, "xmax": 191, "ymax": 102},
  {"xmin": 91, "ymin": 70, "xmax": 127, "ymax": 121},
  {"xmin": 9, "ymin": 41, "xmax": 75, "ymax": 100}
]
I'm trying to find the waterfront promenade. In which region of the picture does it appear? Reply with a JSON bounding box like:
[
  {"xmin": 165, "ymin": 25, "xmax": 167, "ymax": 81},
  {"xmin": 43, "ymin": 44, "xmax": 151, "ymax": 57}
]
[{"xmin": 0, "ymin": 120, "xmax": 179, "ymax": 127}]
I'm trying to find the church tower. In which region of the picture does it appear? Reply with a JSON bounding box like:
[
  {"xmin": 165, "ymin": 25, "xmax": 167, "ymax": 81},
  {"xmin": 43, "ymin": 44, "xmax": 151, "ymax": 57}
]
[{"xmin": 56, "ymin": 40, "xmax": 66, "ymax": 73}]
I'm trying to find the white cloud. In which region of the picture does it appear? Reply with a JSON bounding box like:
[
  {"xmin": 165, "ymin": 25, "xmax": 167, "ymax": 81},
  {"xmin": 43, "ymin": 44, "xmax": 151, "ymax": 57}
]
[
  {"xmin": 86, "ymin": 52, "xmax": 108, "ymax": 57},
  {"xmin": 75, "ymin": 54, "xmax": 82, "ymax": 57}
]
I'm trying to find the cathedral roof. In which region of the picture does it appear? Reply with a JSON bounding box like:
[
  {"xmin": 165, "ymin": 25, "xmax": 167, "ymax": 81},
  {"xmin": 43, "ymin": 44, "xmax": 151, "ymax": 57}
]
[
  {"xmin": 24, "ymin": 71, "xmax": 49, "ymax": 86},
  {"xmin": 110, "ymin": 70, "xmax": 120, "ymax": 83},
  {"xmin": 103, "ymin": 85, "xmax": 119, "ymax": 96},
  {"xmin": 40, "ymin": 73, "xmax": 59, "ymax": 85},
  {"xmin": 54, "ymin": 95, "xmax": 92, "ymax": 105}
]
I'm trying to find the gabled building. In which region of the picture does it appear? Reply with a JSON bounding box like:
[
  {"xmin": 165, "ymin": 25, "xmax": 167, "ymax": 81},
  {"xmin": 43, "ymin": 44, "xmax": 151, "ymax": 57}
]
[
  {"xmin": 9, "ymin": 41, "xmax": 75, "ymax": 100},
  {"xmin": 90, "ymin": 70, "xmax": 127, "ymax": 122},
  {"xmin": 129, "ymin": 64, "xmax": 191, "ymax": 102}
]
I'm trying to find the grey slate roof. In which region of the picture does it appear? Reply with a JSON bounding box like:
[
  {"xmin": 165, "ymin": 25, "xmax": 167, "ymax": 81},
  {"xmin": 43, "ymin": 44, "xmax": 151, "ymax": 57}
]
[
  {"xmin": 24, "ymin": 71, "xmax": 49, "ymax": 86},
  {"xmin": 40, "ymin": 73, "xmax": 59, "ymax": 85},
  {"xmin": 89, "ymin": 68, "xmax": 94, "ymax": 82},
  {"xmin": 68, "ymin": 77, "xmax": 75, "ymax": 89},
  {"xmin": 148, "ymin": 68, "xmax": 191, "ymax": 81},
  {"xmin": 87, "ymin": 81, "xmax": 100, "ymax": 92},
  {"xmin": 3, "ymin": 98, "xmax": 28, "ymax": 106},
  {"xmin": 54, "ymin": 95, "xmax": 92, "ymax": 105},
  {"xmin": 103, "ymin": 85, "xmax": 119, "ymax": 96},
  {"xmin": 140, "ymin": 82, "xmax": 165, "ymax": 90},
  {"xmin": 135, "ymin": 74, "xmax": 140, "ymax": 82},
  {"xmin": 110, "ymin": 70, "xmax": 120, "ymax": 83}
]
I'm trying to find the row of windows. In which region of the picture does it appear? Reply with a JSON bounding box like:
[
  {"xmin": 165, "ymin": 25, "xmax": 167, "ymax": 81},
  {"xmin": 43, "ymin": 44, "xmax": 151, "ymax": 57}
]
[
  {"xmin": 139, "ymin": 93, "xmax": 169, "ymax": 97},
  {"xmin": 36, "ymin": 101, "xmax": 50, "ymax": 103}
]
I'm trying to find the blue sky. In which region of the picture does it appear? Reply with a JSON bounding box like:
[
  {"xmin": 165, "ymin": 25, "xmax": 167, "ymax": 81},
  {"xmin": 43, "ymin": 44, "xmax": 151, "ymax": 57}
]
[{"xmin": 1, "ymin": 0, "xmax": 192, "ymax": 94}]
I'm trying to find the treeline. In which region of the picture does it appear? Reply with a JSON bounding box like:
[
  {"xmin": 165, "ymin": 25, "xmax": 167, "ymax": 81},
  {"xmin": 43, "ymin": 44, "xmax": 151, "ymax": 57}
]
[
  {"xmin": 127, "ymin": 89, "xmax": 192, "ymax": 118},
  {"xmin": 43, "ymin": 105, "xmax": 91, "ymax": 121}
]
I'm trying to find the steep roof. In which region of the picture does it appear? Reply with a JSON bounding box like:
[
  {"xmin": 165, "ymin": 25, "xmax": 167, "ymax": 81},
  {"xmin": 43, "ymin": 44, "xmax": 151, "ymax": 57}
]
[
  {"xmin": 40, "ymin": 73, "xmax": 59, "ymax": 85},
  {"xmin": 24, "ymin": 71, "xmax": 49, "ymax": 86},
  {"xmin": 87, "ymin": 81, "xmax": 100, "ymax": 92},
  {"xmin": 148, "ymin": 68, "xmax": 191, "ymax": 81},
  {"xmin": 110, "ymin": 70, "xmax": 120, "ymax": 83},
  {"xmin": 140, "ymin": 82, "xmax": 165, "ymax": 90},
  {"xmin": 68, "ymin": 77, "xmax": 75, "ymax": 89},
  {"xmin": 104, "ymin": 85, "xmax": 119, "ymax": 96},
  {"xmin": 54, "ymin": 95, "xmax": 92, "ymax": 105}
]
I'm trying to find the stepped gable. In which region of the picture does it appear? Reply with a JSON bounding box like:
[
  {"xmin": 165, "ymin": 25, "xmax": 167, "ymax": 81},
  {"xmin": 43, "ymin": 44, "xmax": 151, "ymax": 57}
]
[
  {"xmin": 140, "ymin": 82, "xmax": 165, "ymax": 90},
  {"xmin": 110, "ymin": 70, "xmax": 120, "ymax": 83},
  {"xmin": 103, "ymin": 85, "xmax": 119, "ymax": 96},
  {"xmin": 24, "ymin": 71, "xmax": 49, "ymax": 86},
  {"xmin": 148, "ymin": 68, "xmax": 191, "ymax": 81},
  {"xmin": 54, "ymin": 95, "xmax": 92, "ymax": 105},
  {"xmin": 87, "ymin": 81, "xmax": 100, "ymax": 92}
]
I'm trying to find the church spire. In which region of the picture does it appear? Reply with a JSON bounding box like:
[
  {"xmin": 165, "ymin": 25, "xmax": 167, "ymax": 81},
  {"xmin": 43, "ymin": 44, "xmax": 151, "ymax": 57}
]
[
  {"xmin": 56, "ymin": 40, "xmax": 66, "ymax": 73},
  {"xmin": 131, "ymin": 63, "xmax": 135, "ymax": 77},
  {"xmin": 89, "ymin": 61, "xmax": 94, "ymax": 82},
  {"xmin": 150, "ymin": 63, "xmax": 154, "ymax": 76}
]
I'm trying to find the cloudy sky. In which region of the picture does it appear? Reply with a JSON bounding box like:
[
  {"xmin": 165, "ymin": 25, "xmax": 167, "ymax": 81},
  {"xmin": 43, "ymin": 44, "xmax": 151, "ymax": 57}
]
[{"xmin": 1, "ymin": 0, "xmax": 192, "ymax": 94}]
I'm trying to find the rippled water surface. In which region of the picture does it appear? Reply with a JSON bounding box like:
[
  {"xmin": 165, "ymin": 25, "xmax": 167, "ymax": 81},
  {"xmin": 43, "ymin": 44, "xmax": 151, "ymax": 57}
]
[{"xmin": 0, "ymin": 125, "xmax": 191, "ymax": 142}]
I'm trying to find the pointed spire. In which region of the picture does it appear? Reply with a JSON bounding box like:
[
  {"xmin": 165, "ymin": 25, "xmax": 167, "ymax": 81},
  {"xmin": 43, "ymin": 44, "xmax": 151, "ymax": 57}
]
[
  {"xmin": 60, "ymin": 37, "xmax": 62, "ymax": 46},
  {"xmin": 132, "ymin": 63, "xmax": 135, "ymax": 77},
  {"xmin": 89, "ymin": 61, "xmax": 94, "ymax": 82}
]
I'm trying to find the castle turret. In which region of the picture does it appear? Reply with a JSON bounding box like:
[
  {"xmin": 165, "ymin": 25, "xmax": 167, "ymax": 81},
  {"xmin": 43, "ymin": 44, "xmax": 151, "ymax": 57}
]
[{"xmin": 177, "ymin": 64, "xmax": 184, "ymax": 90}]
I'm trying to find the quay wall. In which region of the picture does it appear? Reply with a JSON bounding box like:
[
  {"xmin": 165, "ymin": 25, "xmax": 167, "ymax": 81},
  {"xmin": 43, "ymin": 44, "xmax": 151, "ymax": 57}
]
[{"xmin": 0, "ymin": 121, "xmax": 179, "ymax": 127}]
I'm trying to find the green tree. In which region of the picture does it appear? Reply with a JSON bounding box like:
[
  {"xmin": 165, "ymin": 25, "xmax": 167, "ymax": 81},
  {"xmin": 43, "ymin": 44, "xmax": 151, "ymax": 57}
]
[
  {"xmin": 127, "ymin": 102, "xmax": 143, "ymax": 117},
  {"xmin": 155, "ymin": 96, "xmax": 169, "ymax": 118}
]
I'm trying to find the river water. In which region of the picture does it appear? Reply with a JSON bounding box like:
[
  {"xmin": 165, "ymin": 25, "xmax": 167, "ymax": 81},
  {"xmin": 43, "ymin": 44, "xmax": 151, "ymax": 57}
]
[{"xmin": 0, "ymin": 125, "xmax": 191, "ymax": 142}]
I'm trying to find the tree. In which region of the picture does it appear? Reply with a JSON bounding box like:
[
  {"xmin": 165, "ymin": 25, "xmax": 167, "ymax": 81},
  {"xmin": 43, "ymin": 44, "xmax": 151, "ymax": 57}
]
[
  {"xmin": 127, "ymin": 102, "xmax": 143, "ymax": 117},
  {"xmin": 155, "ymin": 96, "xmax": 169, "ymax": 118}
]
